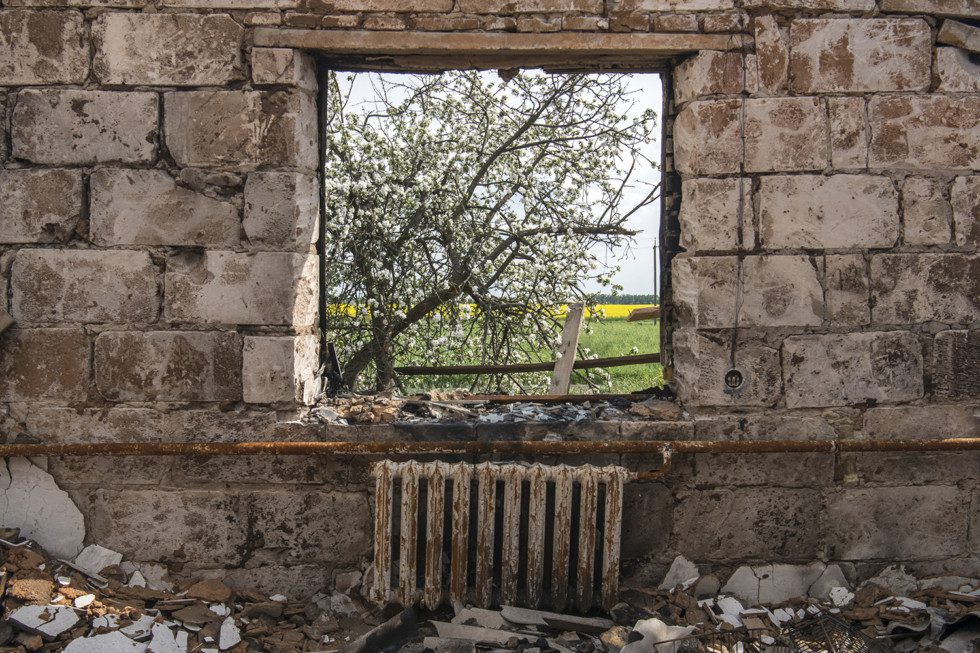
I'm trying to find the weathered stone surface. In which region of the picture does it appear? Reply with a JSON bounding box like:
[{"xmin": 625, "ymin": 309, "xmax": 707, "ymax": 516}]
[
  {"xmin": 673, "ymin": 99, "xmax": 741, "ymax": 176},
  {"xmin": 0, "ymin": 10, "xmax": 88, "ymax": 85},
  {"xmin": 871, "ymin": 254, "xmax": 978, "ymax": 325},
  {"xmin": 49, "ymin": 456, "xmax": 173, "ymax": 489},
  {"xmin": 163, "ymin": 0, "xmax": 297, "ymax": 6},
  {"xmin": 243, "ymin": 172, "xmax": 319, "ymax": 251},
  {"xmin": 825, "ymin": 254, "xmax": 870, "ymax": 326},
  {"xmin": 790, "ymin": 19, "xmax": 931, "ymax": 93},
  {"xmin": 951, "ymin": 176, "xmax": 979, "ymax": 247},
  {"xmin": 0, "ymin": 328, "xmax": 89, "ymax": 401},
  {"xmin": 902, "ymin": 177, "xmax": 951, "ymax": 245},
  {"xmin": 458, "ymin": 0, "xmax": 600, "ymax": 10},
  {"xmin": 933, "ymin": 330, "xmax": 980, "ymax": 400},
  {"xmin": 673, "ymin": 255, "xmax": 823, "ymax": 327},
  {"xmin": 674, "ymin": 488, "xmax": 824, "ymax": 561},
  {"xmin": 880, "ymin": 0, "xmax": 980, "ymax": 20},
  {"xmin": 937, "ymin": 19, "xmax": 980, "ymax": 53},
  {"xmin": 754, "ymin": 15, "xmax": 788, "ymax": 93},
  {"xmin": 166, "ymin": 251, "xmax": 317, "ymax": 326},
  {"xmin": 695, "ymin": 453, "xmax": 834, "ymax": 489},
  {"xmin": 677, "ymin": 177, "xmax": 751, "ymax": 252},
  {"xmin": 745, "ymin": 97, "xmax": 830, "ymax": 172},
  {"xmin": 673, "ymin": 330, "xmax": 781, "ymax": 407},
  {"xmin": 673, "ymin": 52, "xmax": 747, "ymax": 106},
  {"xmin": 744, "ymin": 0, "xmax": 873, "ymax": 8},
  {"xmin": 935, "ymin": 48, "xmax": 980, "ymax": 92},
  {"xmin": 621, "ymin": 482, "xmax": 672, "ymax": 558},
  {"xmin": 0, "ymin": 458, "xmax": 85, "ymax": 559},
  {"xmin": 93, "ymin": 13, "xmax": 243, "ymax": 86},
  {"xmin": 783, "ymin": 332, "xmax": 923, "ymax": 408},
  {"xmin": 248, "ymin": 491, "xmax": 371, "ymax": 564},
  {"xmin": 173, "ymin": 455, "xmax": 327, "ymax": 485},
  {"xmin": 744, "ymin": 97, "xmax": 828, "ymax": 173},
  {"xmin": 242, "ymin": 335, "xmax": 319, "ymax": 404},
  {"xmin": 868, "ymin": 95, "xmax": 980, "ymax": 170},
  {"xmin": 81, "ymin": 490, "xmax": 247, "ymax": 566},
  {"xmin": 825, "ymin": 486, "xmax": 968, "ymax": 560},
  {"xmin": 95, "ymin": 331, "xmax": 242, "ymax": 402},
  {"xmin": 251, "ymin": 47, "xmax": 316, "ymax": 89},
  {"xmin": 864, "ymin": 404, "xmax": 978, "ymax": 439},
  {"xmin": 11, "ymin": 250, "xmax": 158, "ymax": 324},
  {"xmin": 90, "ymin": 169, "xmax": 240, "ymax": 247},
  {"xmin": 206, "ymin": 565, "xmax": 332, "ymax": 601},
  {"xmin": 0, "ymin": 170, "xmax": 83, "ymax": 244},
  {"xmin": 758, "ymin": 175, "xmax": 899, "ymax": 249},
  {"xmin": 12, "ymin": 90, "xmax": 157, "ymax": 165},
  {"xmin": 827, "ymin": 97, "xmax": 868, "ymax": 171},
  {"xmin": 165, "ymin": 91, "xmax": 317, "ymax": 171},
  {"xmin": 723, "ymin": 563, "xmax": 827, "ymax": 605}
]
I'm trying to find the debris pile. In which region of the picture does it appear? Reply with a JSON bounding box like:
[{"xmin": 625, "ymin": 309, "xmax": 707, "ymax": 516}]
[
  {"xmin": 311, "ymin": 393, "xmax": 683, "ymax": 425},
  {"xmin": 0, "ymin": 531, "xmax": 378, "ymax": 652}
]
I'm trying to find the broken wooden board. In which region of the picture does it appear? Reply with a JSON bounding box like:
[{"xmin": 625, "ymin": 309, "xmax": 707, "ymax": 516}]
[{"xmin": 549, "ymin": 303, "xmax": 584, "ymax": 395}]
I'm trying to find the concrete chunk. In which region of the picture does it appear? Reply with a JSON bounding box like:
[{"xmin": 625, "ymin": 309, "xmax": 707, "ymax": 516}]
[
  {"xmin": 93, "ymin": 13, "xmax": 243, "ymax": 86},
  {"xmin": 64, "ymin": 631, "xmax": 147, "ymax": 653},
  {"xmin": 74, "ymin": 544, "xmax": 123, "ymax": 574},
  {"xmin": 0, "ymin": 10, "xmax": 88, "ymax": 85},
  {"xmin": 0, "ymin": 458, "xmax": 84, "ymax": 559},
  {"xmin": 12, "ymin": 90, "xmax": 158, "ymax": 165}
]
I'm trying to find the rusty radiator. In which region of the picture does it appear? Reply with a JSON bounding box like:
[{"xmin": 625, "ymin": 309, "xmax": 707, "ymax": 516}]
[{"xmin": 371, "ymin": 460, "xmax": 629, "ymax": 613}]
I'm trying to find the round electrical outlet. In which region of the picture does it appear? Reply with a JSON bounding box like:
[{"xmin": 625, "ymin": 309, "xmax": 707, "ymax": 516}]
[{"xmin": 724, "ymin": 368, "xmax": 744, "ymax": 390}]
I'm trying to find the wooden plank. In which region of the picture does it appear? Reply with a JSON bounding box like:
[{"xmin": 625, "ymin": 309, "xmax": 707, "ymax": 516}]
[
  {"xmin": 548, "ymin": 303, "xmax": 584, "ymax": 395},
  {"xmin": 395, "ymin": 352, "xmax": 659, "ymax": 376},
  {"xmin": 627, "ymin": 305, "xmax": 661, "ymax": 322}
]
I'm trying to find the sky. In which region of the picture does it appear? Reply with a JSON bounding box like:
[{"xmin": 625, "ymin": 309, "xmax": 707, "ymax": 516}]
[{"xmin": 336, "ymin": 71, "xmax": 663, "ymax": 295}]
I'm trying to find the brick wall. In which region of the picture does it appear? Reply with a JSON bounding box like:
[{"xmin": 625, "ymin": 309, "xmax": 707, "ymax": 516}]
[{"xmin": 1, "ymin": 0, "xmax": 977, "ymax": 594}]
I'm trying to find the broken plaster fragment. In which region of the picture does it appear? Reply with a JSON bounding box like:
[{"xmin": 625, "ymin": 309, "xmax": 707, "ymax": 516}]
[
  {"xmin": 74, "ymin": 544, "xmax": 123, "ymax": 575},
  {"xmin": 9, "ymin": 605, "xmax": 80, "ymax": 641},
  {"xmin": 0, "ymin": 457, "xmax": 84, "ymax": 559},
  {"xmin": 658, "ymin": 554, "xmax": 699, "ymax": 590},
  {"xmin": 64, "ymin": 631, "xmax": 147, "ymax": 653},
  {"xmin": 219, "ymin": 616, "xmax": 241, "ymax": 650}
]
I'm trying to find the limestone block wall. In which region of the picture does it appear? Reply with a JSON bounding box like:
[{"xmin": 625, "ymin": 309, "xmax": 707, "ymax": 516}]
[{"xmin": 0, "ymin": 0, "xmax": 978, "ymax": 595}]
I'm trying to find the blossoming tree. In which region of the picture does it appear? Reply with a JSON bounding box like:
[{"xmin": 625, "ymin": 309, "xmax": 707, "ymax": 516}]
[{"xmin": 323, "ymin": 70, "xmax": 658, "ymax": 390}]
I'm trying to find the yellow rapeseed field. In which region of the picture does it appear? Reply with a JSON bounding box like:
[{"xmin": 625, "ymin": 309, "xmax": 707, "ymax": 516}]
[{"xmin": 327, "ymin": 303, "xmax": 655, "ymax": 319}]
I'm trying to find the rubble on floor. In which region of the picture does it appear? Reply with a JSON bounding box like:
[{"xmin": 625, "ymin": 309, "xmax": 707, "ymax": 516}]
[
  {"xmin": 0, "ymin": 531, "xmax": 381, "ymax": 652},
  {"xmin": 311, "ymin": 391, "xmax": 682, "ymax": 425}
]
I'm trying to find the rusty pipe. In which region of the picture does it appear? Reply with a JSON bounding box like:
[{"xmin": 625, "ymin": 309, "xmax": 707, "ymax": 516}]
[{"xmin": 0, "ymin": 437, "xmax": 976, "ymax": 457}]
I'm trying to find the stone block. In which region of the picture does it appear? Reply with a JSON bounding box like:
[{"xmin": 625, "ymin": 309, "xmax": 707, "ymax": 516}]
[
  {"xmin": 783, "ymin": 332, "xmax": 923, "ymax": 408},
  {"xmin": 673, "ymin": 488, "xmax": 824, "ymax": 561},
  {"xmin": 165, "ymin": 251, "xmax": 318, "ymax": 326},
  {"xmin": 694, "ymin": 452, "xmax": 834, "ymax": 488},
  {"xmin": 243, "ymin": 172, "xmax": 319, "ymax": 251},
  {"xmin": 621, "ymin": 482, "xmax": 672, "ymax": 559},
  {"xmin": 0, "ymin": 328, "xmax": 89, "ymax": 402},
  {"xmin": 654, "ymin": 14, "xmax": 699, "ymax": 31},
  {"xmin": 48, "ymin": 456, "xmax": 173, "ymax": 488},
  {"xmin": 82, "ymin": 490, "xmax": 247, "ymax": 566},
  {"xmin": 673, "ymin": 52, "xmax": 748, "ymax": 106},
  {"xmin": 25, "ymin": 407, "xmax": 280, "ymax": 444},
  {"xmin": 247, "ymin": 491, "xmax": 371, "ymax": 564},
  {"xmin": 678, "ymin": 177, "xmax": 751, "ymax": 252},
  {"xmin": 933, "ymin": 330, "xmax": 980, "ymax": 400},
  {"xmin": 902, "ymin": 177, "xmax": 951, "ymax": 246},
  {"xmin": 754, "ymin": 15, "xmax": 788, "ymax": 94},
  {"xmin": 12, "ymin": 90, "xmax": 158, "ymax": 165},
  {"xmin": 828, "ymin": 97, "xmax": 868, "ymax": 170},
  {"xmin": 825, "ymin": 487, "xmax": 968, "ymax": 560},
  {"xmin": 90, "ymin": 169, "xmax": 240, "ymax": 247},
  {"xmin": 673, "ymin": 99, "xmax": 741, "ymax": 176},
  {"xmin": 825, "ymin": 254, "xmax": 870, "ymax": 326},
  {"xmin": 869, "ymin": 95, "xmax": 980, "ymax": 170},
  {"xmin": 457, "ymin": 0, "xmax": 601, "ymax": 11},
  {"xmin": 251, "ymin": 48, "xmax": 316, "ymax": 90},
  {"xmin": 0, "ymin": 10, "xmax": 88, "ymax": 85},
  {"xmin": 951, "ymin": 176, "xmax": 979, "ymax": 247},
  {"xmin": 0, "ymin": 170, "xmax": 83, "ymax": 244},
  {"xmin": 165, "ymin": 90, "xmax": 317, "ymax": 171},
  {"xmin": 789, "ymin": 19, "xmax": 931, "ymax": 93},
  {"xmin": 937, "ymin": 19, "xmax": 980, "ymax": 53},
  {"xmin": 162, "ymin": 0, "xmax": 300, "ymax": 7},
  {"xmin": 673, "ymin": 329, "xmax": 781, "ymax": 407},
  {"xmin": 93, "ymin": 13, "xmax": 243, "ymax": 86},
  {"xmin": 744, "ymin": 97, "xmax": 828, "ymax": 173},
  {"xmin": 95, "ymin": 331, "xmax": 242, "ymax": 401},
  {"xmin": 758, "ymin": 175, "xmax": 899, "ymax": 249},
  {"xmin": 673, "ymin": 255, "xmax": 823, "ymax": 328},
  {"xmin": 744, "ymin": 0, "xmax": 874, "ymax": 8},
  {"xmin": 880, "ymin": 0, "xmax": 980, "ymax": 20},
  {"xmin": 840, "ymin": 450, "xmax": 980, "ymax": 486},
  {"xmin": 11, "ymin": 249, "xmax": 158, "ymax": 324},
  {"xmin": 871, "ymin": 253, "xmax": 979, "ymax": 325},
  {"xmin": 935, "ymin": 48, "xmax": 980, "ymax": 92},
  {"xmin": 242, "ymin": 335, "xmax": 319, "ymax": 404},
  {"xmin": 863, "ymin": 404, "xmax": 978, "ymax": 439},
  {"xmin": 173, "ymin": 456, "xmax": 326, "ymax": 485}
]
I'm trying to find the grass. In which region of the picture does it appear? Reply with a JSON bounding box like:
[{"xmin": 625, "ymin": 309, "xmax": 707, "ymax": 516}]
[{"xmin": 398, "ymin": 313, "xmax": 662, "ymax": 395}]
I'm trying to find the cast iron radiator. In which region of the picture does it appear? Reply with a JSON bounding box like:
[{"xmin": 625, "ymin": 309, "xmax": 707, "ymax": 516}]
[{"xmin": 371, "ymin": 460, "xmax": 629, "ymax": 613}]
